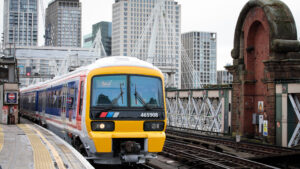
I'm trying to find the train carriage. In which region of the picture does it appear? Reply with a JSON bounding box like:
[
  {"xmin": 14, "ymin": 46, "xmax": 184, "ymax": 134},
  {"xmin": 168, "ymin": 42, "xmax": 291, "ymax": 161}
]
[{"xmin": 20, "ymin": 56, "xmax": 167, "ymax": 164}]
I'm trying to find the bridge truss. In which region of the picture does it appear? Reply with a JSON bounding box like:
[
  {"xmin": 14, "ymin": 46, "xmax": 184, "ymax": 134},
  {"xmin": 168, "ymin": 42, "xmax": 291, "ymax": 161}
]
[
  {"xmin": 288, "ymin": 94, "xmax": 300, "ymax": 147},
  {"xmin": 166, "ymin": 89, "xmax": 232, "ymax": 133}
]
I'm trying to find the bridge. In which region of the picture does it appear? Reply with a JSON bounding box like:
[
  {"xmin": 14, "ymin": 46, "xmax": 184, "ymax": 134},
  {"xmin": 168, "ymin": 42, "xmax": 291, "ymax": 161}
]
[{"xmin": 1, "ymin": 0, "xmax": 300, "ymax": 169}]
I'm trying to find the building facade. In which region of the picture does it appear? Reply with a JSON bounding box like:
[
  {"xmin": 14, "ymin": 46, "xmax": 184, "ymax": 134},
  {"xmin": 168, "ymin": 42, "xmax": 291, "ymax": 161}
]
[
  {"xmin": 16, "ymin": 46, "xmax": 97, "ymax": 87},
  {"xmin": 112, "ymin": 0, "xmax": 181, "ymax": 88},
  {"xmin": 3, "ymin": 0, "xmax": 38, "ymax": 47},
  {"xmin": 83, "ymin": 33, "xmax": 93, "ymax": 48},
  {"xmin": 45, "ymin": 0, "xmax": 81, "ymax": 47},
  {"xmin": 92, "ymin": 21, "xmax": 112, "ymax": 56},
  {"xmin": 83, "ymin": 21, "xmax": 112, "ymax": 56},
  {"xmin": 217, "ymin": 70, "xmax": 233, "ymax": 84},
  {"xmin": 181, "ymin": 31, "xmax": 217, "ymax": 88}
]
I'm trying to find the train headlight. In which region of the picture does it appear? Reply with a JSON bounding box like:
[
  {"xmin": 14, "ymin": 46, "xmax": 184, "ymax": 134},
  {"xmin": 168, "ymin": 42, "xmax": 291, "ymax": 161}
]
[
  {"xmin": 99, "ymin": 123, "xmax": 105, "ymax": 129},
  {"xmin": 144, "ymin": 121, "xmax": 164, "ymax": 131},
  {"xmin": 91, "ymin": 121, "xmax": 114, "ymax": 131}
]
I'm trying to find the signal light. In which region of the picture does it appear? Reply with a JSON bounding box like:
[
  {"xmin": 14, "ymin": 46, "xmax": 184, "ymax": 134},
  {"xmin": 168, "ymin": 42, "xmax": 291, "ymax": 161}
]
[{"xmin": 26, "ymin": 67, "xmax": 32, "ymax": 76}]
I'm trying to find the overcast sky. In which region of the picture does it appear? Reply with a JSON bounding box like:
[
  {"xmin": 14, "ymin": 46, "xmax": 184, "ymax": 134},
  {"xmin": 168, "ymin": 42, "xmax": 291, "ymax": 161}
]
[{"xmin": 1, "ymin": 0, "xmax": 300, "ymax": 70}]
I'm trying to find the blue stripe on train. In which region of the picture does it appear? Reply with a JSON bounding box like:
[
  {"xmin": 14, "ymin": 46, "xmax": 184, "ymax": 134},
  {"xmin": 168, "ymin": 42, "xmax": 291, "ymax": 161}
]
[{"xmin": 107, "ymin": 112, "xmax": 114, "ymax": 118}]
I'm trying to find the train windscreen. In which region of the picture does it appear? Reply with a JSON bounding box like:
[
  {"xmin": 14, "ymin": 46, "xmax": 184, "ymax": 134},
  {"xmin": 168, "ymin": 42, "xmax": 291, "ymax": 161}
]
[
  {"xmin": 90, "ymin": 75, "xmax": 164, "ymax": 120},
  {"xmin": 130, "ymin": 75, "xmax": 163, "ymax": 108},
  {"xmin": 91, "ymin": 75, "xmax": 163, "ymax": 109},
  {"xmin": 91, "ymin": 75, "xmax": 127, "ymax": 107}
]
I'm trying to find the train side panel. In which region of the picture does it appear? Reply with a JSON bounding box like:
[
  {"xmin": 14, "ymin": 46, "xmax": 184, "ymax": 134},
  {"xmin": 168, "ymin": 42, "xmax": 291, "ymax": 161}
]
[
  {"xmin": 20, "ymin": 56, "xmax": 167, "ymax": 164},
  {"xmin": 20, "ymin": 74, "xmax": 88, "ymax": 147}
]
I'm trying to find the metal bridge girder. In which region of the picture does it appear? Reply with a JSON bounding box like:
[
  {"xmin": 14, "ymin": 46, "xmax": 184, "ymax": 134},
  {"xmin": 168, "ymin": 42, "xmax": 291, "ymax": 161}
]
[
  {"xmin": 288, "ymin": 94, "xmax": 300, "ymax": 147},
  {"xmin": 193, "ymin": 98, "xmax": 203, "ymax": 129},
  {"xmin": 207, "ymin": 98, "xmax": 222, "ymax": 132},
  {"xmin": 166, "ymin": 95, "xmax": 224, "ymax": 133}
]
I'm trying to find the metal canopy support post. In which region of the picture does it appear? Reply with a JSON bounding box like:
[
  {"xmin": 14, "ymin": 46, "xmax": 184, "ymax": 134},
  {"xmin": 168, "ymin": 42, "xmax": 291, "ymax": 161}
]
[{"xmin": 288, "ymin": 94, "xmax": 300, "ymax": 147}]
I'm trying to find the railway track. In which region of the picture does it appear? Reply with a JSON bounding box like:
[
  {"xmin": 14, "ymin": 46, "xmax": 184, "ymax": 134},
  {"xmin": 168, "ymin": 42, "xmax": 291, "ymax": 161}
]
[
  {"xmin": 93, "ymin": 163, "xmax": 156, "ymax": 169},
  {"xmin": 132, "ymin": 163, "xmax": 156, "ymax": 169},
  {"xmin": 166, "ymin": 127, "xmax": 297, "ymax": 157},
  {"xmin": 162, "ymin": 138, "xmax": 279, "ymax": 169}
]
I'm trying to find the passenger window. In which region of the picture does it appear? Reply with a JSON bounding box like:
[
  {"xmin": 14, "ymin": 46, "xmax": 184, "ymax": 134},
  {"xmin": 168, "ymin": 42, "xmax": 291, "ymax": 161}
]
[{"xmin": 58, "ymin": 89, "xmax": 62, "ymax": 108}]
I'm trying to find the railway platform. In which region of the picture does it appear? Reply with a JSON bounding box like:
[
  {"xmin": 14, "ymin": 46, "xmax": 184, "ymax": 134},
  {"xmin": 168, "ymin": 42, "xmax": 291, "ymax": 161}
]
[{"xmin": 0, "ymin": 121, "xmax": 93, "ymax": 169}]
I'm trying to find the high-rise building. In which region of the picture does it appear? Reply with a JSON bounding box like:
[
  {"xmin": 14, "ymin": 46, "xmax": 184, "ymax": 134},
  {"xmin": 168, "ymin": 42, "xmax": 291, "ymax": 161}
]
[
  {"xmin": 112, "ymin": 0, "xmax": 181, "ymax": 88},
  {"xmin": 3, "ymin": 0, "xmax": 38, "ymax": 47},
  {"xmin": 92, "ymin": 21, "xmax": 112, "ymax": 56},
  {"xmin": 45, "ymin": 0, "xmax": 81, "ymax": 47},
  {"xmin": 83, "ymin": 33, "xmax": 93, "ymax": 48},
  {"xmin": 181, "ymin": 31, "xmax": 217, "ymax": 88},
  {"xmin": 83, "ymin": 21, "xmax": 112, "ymax": 56},
  {"xmin": 217, "ymin": 70, "xmax": 233, "ymax": 84}
]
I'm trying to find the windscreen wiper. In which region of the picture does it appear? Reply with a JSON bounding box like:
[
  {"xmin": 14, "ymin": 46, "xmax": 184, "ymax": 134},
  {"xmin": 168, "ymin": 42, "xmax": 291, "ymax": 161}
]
[
  {"xmin": 112, "ymin": 83, "xmax": 124, "ymax": 104},
  {"xmin": 103, "ymin": 83, "xmax": 124, "ymax": 110},
  {"xmin": 134, "ymin": 84, "xmax": 153, "ymax": 110}
]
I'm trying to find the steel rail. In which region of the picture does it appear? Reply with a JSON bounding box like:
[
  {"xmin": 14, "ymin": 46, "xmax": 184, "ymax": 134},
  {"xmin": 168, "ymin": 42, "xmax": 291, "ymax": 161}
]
[
  {"xmin": 166, "ymin": 127, "xmax": 296, "ymax": 155},
  {"xmin": 164, "ymin": 138, "xmax": 279, "ymax": 169}
]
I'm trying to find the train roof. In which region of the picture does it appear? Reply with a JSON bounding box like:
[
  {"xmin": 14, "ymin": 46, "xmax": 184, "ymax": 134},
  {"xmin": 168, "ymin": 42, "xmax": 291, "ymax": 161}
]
[
  {"xmin": 21, "ymin": 56, "xmax": 162, "ymax": 92},
  {"xmin": 82, "ymin": 56, "xmax": 161, "ymax": 71}
]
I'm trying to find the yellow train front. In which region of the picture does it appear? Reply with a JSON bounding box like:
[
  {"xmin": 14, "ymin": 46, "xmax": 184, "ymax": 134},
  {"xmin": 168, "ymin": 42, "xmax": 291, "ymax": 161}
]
[{"xmin": 83, "ymin": 57, "xmax": 166, "ymax": 164}]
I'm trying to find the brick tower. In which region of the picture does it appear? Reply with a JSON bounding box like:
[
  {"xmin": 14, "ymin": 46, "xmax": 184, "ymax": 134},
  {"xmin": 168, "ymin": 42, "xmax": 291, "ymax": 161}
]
[{"xmin": 226, "ymin": 0, "xmax": 300, "ymax": 143}]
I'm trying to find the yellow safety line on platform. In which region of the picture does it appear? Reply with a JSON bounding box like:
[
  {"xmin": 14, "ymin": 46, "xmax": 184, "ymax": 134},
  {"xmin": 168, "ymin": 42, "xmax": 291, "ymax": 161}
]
[
  {"xmin": 18, "ymin": 124, "xmax": 55, "ymax": 169},
  {"xmin": 0, "ymin": 125, "xmax": 3, "ymax": 152},
  {"xmin": 27, "ymin": 124, "xmax": 66, "ymax": 169}
]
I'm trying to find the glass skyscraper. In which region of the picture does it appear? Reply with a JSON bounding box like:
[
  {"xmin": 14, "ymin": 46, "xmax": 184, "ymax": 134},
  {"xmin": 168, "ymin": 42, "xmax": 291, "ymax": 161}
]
[
  {"xmin": 83, "ymin": 33, "xmax": 93, "ymax": 48},
  {"xmin": 92, "ymin": 21, "xmax": 112, "ymax": 56},
  {"xmin": 83, "ymin": 21, "xmax": 112, "ymax": 56},
  {"xmin": 3, "ymin": 0, "xmax": 38, "ymax": 47}
]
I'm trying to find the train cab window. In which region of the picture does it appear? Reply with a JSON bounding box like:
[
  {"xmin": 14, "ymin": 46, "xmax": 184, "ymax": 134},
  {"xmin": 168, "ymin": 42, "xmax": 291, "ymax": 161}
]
[
  {"xmin": 130, "ymin": 75, "xmax": 163, "ymax": 108},
  {"xmin": 79, "ymin": 81, "xmax": 84, "ymax": 115},
  {"xmin": 91, "ymin": 75, "xmax": 127, "ymax": 107}
]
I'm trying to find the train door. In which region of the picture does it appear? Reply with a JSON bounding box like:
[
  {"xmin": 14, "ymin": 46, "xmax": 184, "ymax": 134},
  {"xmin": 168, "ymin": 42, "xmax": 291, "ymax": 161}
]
[
  {"xmin": 41, "ymin": 91, "xmax": 46, "ymax": 125},
  {"xmin": 61, "ymin": 84, "xmax": 68, "ymax": 132},
  {"xmin": 67, "ymin": 82, "xmax": 77, "ymax": 125},
  {"xmin": 76, "ymin": 79, "xmax": 85, "ymax": 130}
]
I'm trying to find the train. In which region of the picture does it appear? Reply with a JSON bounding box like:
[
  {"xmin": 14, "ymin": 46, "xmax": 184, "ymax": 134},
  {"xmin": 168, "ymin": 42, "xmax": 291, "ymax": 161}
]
[{"xmin": 20, "ymin": 56, "xmax": 167, "ymax": 164}]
